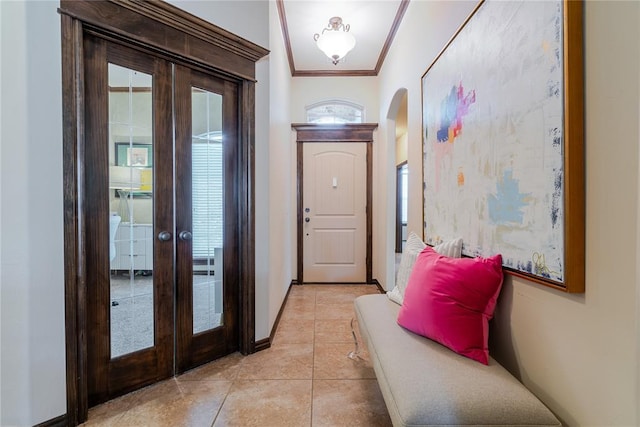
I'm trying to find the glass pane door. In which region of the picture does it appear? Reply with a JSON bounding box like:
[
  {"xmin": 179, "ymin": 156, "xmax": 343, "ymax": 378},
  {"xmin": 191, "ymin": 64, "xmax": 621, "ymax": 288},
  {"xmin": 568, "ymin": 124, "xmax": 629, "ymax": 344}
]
[
  {"xmin": 85, "ymin": 36, "xmax": 174, "ymax": 406},
  {"xmin": 108, "ymin": 64, "xmax": 155, "ymax": 357},
  {"xmin": 191, "ymin": 88, "xmax": 224, "ymax": 334},
  {"xmin": 174, "ymin": 65, "xmax": 239, "ymax": 373}
]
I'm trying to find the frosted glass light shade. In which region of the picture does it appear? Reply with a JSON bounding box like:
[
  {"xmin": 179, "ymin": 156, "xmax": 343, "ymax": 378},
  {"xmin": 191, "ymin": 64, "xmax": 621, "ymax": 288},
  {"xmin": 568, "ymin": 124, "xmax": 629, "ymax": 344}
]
[{"xmin": 316, "ymin": 30, "xmax": 356, "ymax": 65}]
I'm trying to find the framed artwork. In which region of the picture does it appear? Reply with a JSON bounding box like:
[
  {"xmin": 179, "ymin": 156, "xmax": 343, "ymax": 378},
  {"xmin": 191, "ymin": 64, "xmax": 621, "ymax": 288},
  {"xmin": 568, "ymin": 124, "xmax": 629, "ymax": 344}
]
[
  {"xmin": 114, "ymin": 142, "xmax": 153, "ymax": 197},
  {"xmin": 421, "ymin": 0, "xmax": 584, "ymax": 292},
  {"xmin": 115, "ymin": 142, "xmax": 153, "ymax": 167}
]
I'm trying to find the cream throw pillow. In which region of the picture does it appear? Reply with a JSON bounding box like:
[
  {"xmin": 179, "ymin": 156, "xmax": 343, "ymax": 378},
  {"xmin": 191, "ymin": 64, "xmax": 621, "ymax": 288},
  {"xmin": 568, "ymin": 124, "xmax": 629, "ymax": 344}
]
[{"xmin": 387, "ymin": 232, "xmax": 462, "ymax": 305}]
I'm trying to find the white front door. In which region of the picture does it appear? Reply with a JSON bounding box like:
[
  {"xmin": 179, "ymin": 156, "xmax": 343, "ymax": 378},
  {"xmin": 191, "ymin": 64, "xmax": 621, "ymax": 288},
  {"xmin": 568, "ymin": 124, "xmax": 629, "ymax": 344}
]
[{"xmin": 302, "ymin": 142, "xmax": 367, "ymax": 282}]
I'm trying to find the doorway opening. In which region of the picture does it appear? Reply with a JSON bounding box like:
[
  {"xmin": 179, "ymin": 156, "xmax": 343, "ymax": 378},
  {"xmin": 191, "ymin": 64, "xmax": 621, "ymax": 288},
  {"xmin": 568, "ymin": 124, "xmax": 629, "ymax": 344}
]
[
  {"xmin": 386, "ymin": 88, "xmax": 409, "ymax": 280},
  {"xmin": 394, "ymin": 90, "xmax": 409, "ymax": 253},
  {"xmin": 396, "ymin": 162, "xmax": 408, "ymax": 253},
  {"xmin": 292, "ymin": 123, "xmax": 378, "ymax": 284}
]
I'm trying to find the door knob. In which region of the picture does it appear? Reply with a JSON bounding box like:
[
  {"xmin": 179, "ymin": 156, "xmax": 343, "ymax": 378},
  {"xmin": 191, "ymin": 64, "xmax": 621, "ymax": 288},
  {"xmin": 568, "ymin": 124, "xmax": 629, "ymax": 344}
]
[
  {"xmin": 305, "ymin": 217, "xmax": 310, "ymax": 223},
  {"xmin": 179, "ymin": 230, "xmax": 193, "ymax": 241},
  {"xmin": 157, "ymin": 231, "xmax": 172, "ymax": 241}
]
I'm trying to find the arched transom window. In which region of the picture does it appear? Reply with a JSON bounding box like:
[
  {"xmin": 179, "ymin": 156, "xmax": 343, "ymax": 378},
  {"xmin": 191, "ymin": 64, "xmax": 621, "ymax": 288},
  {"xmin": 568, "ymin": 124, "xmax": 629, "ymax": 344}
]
[{"xmin": 306, "ymin": 99, "xmax": 364, "ymax": 124}]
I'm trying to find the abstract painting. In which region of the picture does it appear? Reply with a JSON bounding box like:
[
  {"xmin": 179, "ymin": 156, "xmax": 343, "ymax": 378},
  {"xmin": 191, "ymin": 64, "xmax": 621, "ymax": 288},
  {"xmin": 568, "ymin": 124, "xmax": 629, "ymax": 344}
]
[{"xmin": 422, "ymin": 0, "xmax": 584, "ymax": 291}]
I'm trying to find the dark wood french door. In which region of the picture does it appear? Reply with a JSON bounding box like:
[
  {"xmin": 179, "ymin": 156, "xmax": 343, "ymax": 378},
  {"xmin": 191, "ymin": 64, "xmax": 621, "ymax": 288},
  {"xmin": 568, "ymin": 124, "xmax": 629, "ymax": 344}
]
[{"xmin": 84, "ymin": 36, "xmax": 239, "ymax": 405}]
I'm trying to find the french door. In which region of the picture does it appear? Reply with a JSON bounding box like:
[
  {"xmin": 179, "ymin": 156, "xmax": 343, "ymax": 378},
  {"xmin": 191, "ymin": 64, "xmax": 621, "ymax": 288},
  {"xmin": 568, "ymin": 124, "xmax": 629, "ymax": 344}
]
[{"xmin": 85, "ymin": 36, "xmax": 239, "ymax": 405}]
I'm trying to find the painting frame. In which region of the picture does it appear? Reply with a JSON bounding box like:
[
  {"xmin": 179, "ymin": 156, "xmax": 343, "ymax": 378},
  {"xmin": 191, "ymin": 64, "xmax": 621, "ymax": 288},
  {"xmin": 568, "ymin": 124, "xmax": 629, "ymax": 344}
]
[
  {"xmin": 421, "ymin": 0, "xmax": 584, "ymax": 292},
  {"xmin": 114, "ymin": 142, "xmax": 153, "ymax": 198}
]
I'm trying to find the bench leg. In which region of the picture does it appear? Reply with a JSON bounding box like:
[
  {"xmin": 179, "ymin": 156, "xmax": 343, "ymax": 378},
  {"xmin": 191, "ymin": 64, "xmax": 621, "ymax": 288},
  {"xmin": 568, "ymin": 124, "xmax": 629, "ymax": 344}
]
[{"xmin": 347, "ymin": 317, "xmax": 361, "ymax": 360}]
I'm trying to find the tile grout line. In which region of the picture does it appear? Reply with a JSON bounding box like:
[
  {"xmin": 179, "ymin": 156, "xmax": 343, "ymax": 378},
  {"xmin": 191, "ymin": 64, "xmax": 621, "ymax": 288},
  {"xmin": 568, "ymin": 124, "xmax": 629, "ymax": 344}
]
[
  {"xmin": 309, "ymin": 288, "xmax": 317, "ymax": 427},
  {"xmin": 208, "ymin": 359, "xmax": 242, "ymax": 427}
]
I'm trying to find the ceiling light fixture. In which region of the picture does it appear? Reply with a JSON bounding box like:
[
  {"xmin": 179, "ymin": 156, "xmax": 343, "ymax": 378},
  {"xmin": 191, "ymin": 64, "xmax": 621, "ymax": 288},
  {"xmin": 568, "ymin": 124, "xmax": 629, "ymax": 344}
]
[{"xmin": 313, "ymin": 16, "xmax": 356, "ymax": 66}]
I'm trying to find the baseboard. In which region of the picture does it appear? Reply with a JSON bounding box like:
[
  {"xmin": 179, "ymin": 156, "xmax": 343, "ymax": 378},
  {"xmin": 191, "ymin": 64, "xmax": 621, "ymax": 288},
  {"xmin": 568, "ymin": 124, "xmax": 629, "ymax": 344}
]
[
  {"xmin": 33, "ymin": 414, "xmax": 68, "ymax": 427},
  {"xmin": 254, "ymin": 337, "xmax": 270, "ymax": 352},
  {"xmin": 371, "ymin": 279, "xmax": 385, "ymax": 294},
  {"xmin": 254, "ymin": 281, "xmax": 296, "ymax": 353}
]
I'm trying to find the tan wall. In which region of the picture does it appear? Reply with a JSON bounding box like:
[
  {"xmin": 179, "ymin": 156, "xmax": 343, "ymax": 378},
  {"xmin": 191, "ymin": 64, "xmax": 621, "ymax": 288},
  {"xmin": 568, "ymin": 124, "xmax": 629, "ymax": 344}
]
[
  {"xmin": 396, "ymin": 133, "xmax": 408, "ymax": 165},
  {"xmin": 378, "ymin": 0, "xmax": 640, "ymax": 425},
  {"xmin": 290, "ymin": 76, "xmax": 380, "ymax": 123},
  {"xmin": 395, "ymin": 93, "xmax": 408, "ymax": 164}
]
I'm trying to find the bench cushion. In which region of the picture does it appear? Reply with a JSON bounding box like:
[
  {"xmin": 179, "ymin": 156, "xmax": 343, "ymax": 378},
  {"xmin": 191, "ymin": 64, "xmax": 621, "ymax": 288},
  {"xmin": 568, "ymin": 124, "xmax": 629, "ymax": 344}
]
[{"xmin": 354, "ymin": 294, "xmax": 561, "ymax": 427}]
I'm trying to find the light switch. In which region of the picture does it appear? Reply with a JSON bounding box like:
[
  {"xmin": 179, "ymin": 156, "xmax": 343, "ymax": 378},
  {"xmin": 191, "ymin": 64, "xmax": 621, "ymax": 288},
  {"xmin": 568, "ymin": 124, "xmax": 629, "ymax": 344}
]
[{"xmin": 332, "ymin": 177, "xmax": 338, "ymax": 188}]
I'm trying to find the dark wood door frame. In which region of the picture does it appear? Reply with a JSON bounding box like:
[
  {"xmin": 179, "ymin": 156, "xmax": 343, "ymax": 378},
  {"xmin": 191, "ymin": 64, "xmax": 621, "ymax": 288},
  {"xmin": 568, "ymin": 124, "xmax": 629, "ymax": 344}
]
[
  {"xmin": 59, "ymin": 2, "xmax": 268, "ymax": 424},
  {"xmin": 291, "ymin": 123, "xmax": 378, "ymax": 284}
]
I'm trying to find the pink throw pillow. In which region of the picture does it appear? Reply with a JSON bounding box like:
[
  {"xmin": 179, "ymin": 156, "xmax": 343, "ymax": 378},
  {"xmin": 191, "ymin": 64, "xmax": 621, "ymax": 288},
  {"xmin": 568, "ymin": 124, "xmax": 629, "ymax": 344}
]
[{"xmin": 397, "ymin": 246, "xmax": 503, "ymax": 365}]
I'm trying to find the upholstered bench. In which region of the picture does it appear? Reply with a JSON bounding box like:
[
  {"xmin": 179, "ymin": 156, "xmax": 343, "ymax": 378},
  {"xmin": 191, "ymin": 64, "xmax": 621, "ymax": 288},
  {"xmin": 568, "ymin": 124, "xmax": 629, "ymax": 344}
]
[{"xmin": 353, "ymin": 293, "xmax": 561, "ymax": 427}]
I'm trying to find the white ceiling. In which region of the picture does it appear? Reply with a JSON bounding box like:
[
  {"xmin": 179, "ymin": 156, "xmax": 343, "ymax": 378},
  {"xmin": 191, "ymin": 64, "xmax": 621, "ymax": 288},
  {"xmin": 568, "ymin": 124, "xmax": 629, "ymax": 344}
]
[{"xmin": 279, "ymin": 0, "xmax": 408, "ymax": 76}]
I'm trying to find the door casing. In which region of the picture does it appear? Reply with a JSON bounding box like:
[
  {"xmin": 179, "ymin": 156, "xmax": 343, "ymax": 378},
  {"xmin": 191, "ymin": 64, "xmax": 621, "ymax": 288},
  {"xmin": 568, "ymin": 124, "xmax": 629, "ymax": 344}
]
[
  {"xmin": 59, "ymin": 1, "xmax": 268, "ymax": 424},
  {"xmin": 292, "ymin": 123, "xmax": 378, "ymax": 284}
]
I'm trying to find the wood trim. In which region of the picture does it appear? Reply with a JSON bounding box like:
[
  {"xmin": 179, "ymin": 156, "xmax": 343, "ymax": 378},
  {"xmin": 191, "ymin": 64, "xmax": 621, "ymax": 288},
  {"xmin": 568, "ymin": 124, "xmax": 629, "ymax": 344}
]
[
  {"xmin": 254, "ymin": 338, "xmax": 271, "ymax": 352},
  {"xmin": 561, "ymin": 0, "xmax": 585, "ymax": 293},
  {"xmin": 239, "ymin": 79, "xmax": 257, "ymax": 354},
  {"xmin": 291, "ymin": 123, "xmax": 378, "ymax": 142},
  {"xmin": 255, "ymin": 281, "xmax": 296, "ymax": 352},
  {"xmin": 293, "ymin": 69, "xmax": 378, "ymax": 78},
  {"xmin": 366, "ymin": 142, "xmax": 373, "ymax": 283},
  {"xmin": 370, "ymin": 279, "xmax": 386, "ymax": 294},
  {"xmin": 118, "ymin": 0, "xmax": 268, "ymax": 62},
  {"xmin": 374, "ymin": 0, "xmax": 410, "ymax": 74},
  {"xmin": 61, "ymin": 13, "xmax": 87, "ymax": 426},
  {"xmin": 293, "ymin": 123, "xmax": 378, "ymax": 284},
  {"xmin": 276, "ymin": 0, "xmax": 409, "ymax": 77},
  {"xmin": 58, "ymin": 0, "xmax": 269, "ymax": 81},
  {"xmin": 275, "ymin": 0, "xmax": 295, "ymax": 77},
  {"xmin": 296, "ymin": 142, "xmax": 304, "ymax": 283},
  {"xmin": 261, "ymin": 281, "xmax": 296, "ymax": 351},
  {"xmin": 33, "ymin": 414, "xmax": 68, "ymax": 427}
]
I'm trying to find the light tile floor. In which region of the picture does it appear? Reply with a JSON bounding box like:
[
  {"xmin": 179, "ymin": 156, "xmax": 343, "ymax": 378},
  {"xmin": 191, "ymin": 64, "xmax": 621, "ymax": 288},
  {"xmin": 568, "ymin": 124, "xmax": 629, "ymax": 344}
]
[{"xmin": 82, "ymin": 284, "xmax": 392, "ymax": 427}]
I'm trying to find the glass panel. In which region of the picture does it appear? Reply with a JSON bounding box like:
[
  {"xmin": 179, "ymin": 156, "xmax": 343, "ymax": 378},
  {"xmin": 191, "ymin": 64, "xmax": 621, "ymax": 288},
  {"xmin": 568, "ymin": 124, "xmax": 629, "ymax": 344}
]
[
  {"xmin": 108, "ymin": 63, "xmax": 154, "ymax": 357},
  {"xmin": 191, "ymin": 87, "xmax": 224, "ymax": 334},
  {"xmin": 306, "ymin": 100, "xmax": 364, "ymax": 124}
]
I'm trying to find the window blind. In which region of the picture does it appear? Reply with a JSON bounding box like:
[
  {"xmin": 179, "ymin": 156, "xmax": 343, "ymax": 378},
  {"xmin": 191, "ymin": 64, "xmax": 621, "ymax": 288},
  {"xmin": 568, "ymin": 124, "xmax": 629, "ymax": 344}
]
[{"xmin": 191, "ymin": 140, "xmax": 223, "ymax": 258}]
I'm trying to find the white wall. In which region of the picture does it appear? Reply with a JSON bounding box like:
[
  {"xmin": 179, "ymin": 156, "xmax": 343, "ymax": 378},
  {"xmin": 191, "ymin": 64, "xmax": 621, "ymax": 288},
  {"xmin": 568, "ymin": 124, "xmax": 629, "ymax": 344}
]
[
  {"xmin": 0, "ymin": 1, "xmax": 66, "ymax": 425},
  {"xmin": 378, "ymin": 1, "xmax": 640, "ymax": 425},
  {"xmin": 167, "ymin": 1, "xmax": 268, "ymax": 48},
  {"xmin": 266, "ymin": 0, "xmax": 294, "ymax": 336}
]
